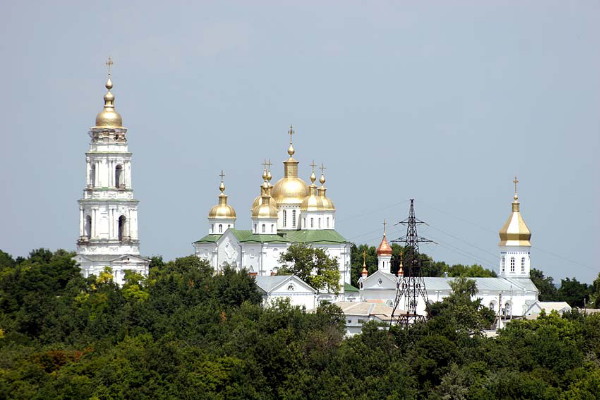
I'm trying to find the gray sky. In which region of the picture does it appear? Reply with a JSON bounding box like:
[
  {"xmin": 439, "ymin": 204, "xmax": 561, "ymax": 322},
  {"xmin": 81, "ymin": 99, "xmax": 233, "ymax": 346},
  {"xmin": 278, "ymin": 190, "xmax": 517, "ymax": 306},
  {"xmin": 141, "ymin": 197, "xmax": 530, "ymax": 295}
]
[{"xmin": 1, "ymin": 0, "xmax": 598, "ymax": 284}]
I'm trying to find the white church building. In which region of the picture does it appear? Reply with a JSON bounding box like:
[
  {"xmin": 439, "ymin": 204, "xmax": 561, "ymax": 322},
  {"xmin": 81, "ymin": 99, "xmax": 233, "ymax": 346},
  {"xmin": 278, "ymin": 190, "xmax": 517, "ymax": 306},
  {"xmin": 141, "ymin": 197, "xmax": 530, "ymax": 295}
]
[
  {"xmin": 193, "ymin": 128, "xmax": 352, "ymax": 296},
  {"xmin": 74, "ymin": 67, "xmax": 149, "ymax": 285},
  {"xmin": 357, "ymin": 183, "xmax": 539, "ymax": 320}
]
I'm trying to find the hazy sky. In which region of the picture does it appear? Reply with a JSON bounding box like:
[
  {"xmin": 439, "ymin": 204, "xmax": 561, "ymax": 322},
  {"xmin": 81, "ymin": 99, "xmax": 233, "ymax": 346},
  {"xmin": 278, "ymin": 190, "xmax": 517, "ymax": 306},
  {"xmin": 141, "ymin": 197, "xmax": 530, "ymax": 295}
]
[{"xmin": 1, "ymin": 0, "xmax": 598, "ymax": 283}]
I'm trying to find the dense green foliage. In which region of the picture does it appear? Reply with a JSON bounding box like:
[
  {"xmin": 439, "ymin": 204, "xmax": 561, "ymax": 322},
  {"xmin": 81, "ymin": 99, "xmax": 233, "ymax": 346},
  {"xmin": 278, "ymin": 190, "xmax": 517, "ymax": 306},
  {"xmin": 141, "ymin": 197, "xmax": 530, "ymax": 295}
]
[
  {"xmin": 1, "ymin": 249, "xmax": 599, "ymax": 399},
  {"xmin": 278, "ymin": 244, "xmax": 340, "ymax": 293}
]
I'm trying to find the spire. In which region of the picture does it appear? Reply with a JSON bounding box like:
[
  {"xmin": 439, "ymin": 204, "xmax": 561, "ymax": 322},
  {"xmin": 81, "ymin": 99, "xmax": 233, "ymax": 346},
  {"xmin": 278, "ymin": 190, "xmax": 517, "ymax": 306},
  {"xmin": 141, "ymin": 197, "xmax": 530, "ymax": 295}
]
[
  {"xmin": 361, "ymin": 250, "xmax": 368, "ymax": 277},
  {"xmin": 252, "ymin": 165, "xmax": 278, "ymax": 219},
  {"xmin": 377, "ymin": 220, "xmax": 393, "ymax": 256},
  {"xmin": 397, "ymin": 252, "xmax": 404, "ymax": 277},
  {"xmin": 208, "ymin": 170, "xmax": 236, "ymax": 219},
  {"xmin": 499, "ymin": 176, "xmax": 531, "ymax": 246},
  {"xmin": 95, "ymin": 57, "xmax": 123, "ymax": 128},
  {"xmin": 287, "ymin": 125, "xmax": 295, "ymax": 157}
]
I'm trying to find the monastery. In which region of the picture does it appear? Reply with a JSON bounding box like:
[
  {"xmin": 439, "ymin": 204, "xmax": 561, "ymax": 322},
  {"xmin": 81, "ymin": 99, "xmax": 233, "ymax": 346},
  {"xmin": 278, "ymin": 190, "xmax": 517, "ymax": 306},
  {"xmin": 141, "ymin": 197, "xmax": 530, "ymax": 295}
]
[{"xmin": 74, "ymin": 68, "xmax": 540, "ymax": 323}]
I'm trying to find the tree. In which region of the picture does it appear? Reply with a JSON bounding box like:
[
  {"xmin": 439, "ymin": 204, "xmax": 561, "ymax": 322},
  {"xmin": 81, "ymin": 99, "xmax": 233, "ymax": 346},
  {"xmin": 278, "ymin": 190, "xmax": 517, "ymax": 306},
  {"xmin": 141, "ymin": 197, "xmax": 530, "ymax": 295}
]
[
  {"xmin": 588, "ymin": 273, "xmax": 600, "ymax": 308},
  {"xmin": 530, "ymin": 268, "xmax": 558, "ymax": 301},
  {"xmin": 558, "ymin": 277, "xmax": 591, "ymax": 308},
  {"xmin": 278, "ymin": 244, "xmax": 340, "ymax": 293}
]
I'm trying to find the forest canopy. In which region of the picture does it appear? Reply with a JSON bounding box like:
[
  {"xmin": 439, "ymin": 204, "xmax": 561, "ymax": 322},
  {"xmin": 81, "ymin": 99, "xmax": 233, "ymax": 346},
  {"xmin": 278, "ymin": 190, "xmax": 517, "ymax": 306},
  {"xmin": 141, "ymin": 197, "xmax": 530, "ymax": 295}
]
[{"xmin": 0, "ymin": 248, "xmax": 599, "ymax": 399}]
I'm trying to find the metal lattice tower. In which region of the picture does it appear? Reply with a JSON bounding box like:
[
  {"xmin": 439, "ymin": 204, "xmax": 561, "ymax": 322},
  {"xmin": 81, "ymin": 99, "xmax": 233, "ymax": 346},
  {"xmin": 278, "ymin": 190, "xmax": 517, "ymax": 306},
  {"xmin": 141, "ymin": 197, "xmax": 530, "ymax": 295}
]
[{"xmin": 391, "ymin": 199, "xmax": 432, "ymax": 328}]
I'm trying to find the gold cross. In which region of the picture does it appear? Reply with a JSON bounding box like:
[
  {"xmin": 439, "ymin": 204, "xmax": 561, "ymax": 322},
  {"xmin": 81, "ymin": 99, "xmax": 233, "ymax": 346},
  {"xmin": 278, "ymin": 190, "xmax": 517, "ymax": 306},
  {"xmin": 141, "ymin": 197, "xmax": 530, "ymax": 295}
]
[
  {"xmin": 383, "ymin": 220, "xmax": 387, "ymax": 235},
  {"xmin": 310, "ymin": 160, "xmax": 317, "ymax": 172},
  {"xmin": 513, "ymin": 176, "xmax": 519, "ymax": 194},
  {"xmin": 320, "ymin": 163, "xmax": 327, "ymax": 175},
  {"xmin": 106, "ymin": 57, "xmax": 114, "ymax": 77},
  {"xmin": 362, "ymin": 250, "xmax": 367, "ymax": 266},
  {"xmin": 288, "ymin": 125, "xmax": 295, "ymax": 144},
  {"xmin": 219, "ymin": 170, "xmax": 225, "ymax": 181}
]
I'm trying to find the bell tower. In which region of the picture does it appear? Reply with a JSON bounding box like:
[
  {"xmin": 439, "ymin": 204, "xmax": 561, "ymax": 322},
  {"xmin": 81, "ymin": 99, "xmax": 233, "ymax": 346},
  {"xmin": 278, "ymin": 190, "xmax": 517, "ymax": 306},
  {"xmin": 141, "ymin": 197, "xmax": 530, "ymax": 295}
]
[
  {"xmin": 75, "ymin": 59, "xmax": 149, "ymax": 285},
  {"xmin": 498, "ymin": 177, "xmax": 532, "ymax": 278}
]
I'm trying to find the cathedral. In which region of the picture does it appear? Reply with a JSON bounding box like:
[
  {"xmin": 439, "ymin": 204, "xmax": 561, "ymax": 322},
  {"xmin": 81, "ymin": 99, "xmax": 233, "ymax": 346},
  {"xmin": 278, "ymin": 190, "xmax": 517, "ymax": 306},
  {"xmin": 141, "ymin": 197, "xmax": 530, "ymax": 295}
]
[
  {"xmin": 74, "ymin": 64, "xmax": 149, "ymax": 285},
  {"xmin": 193, "ymin": 127, "xmax": 352, "ymax": 295}
]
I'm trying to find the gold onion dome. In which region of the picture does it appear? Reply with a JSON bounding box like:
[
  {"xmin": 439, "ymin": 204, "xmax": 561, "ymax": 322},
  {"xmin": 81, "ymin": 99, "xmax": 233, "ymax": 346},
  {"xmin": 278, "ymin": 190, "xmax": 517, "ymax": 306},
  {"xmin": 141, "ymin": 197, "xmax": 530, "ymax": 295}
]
[
  {"xmin": 252, "ymin": 167, "xmax": 273, "ymax": 209},
  {"xmin": 301, "ymin": 168, "xmax": 323, "ymax": 211},
  {"xmin": 499, "ymin": 178, "xmax": 531, "ymax": 246},
  {"xmin": 271, "ymin": 126, "xmax": 309, "ymax": 204},
  {"xmin": 377, "ymin": 233, "xmax": 393, "ymax": 256},
  {"xmin": 317, "ymin": 172, "xmax": 335, "ymax": 211},
  {"xmin": 252, "ymin": 180, "xmax": 278, "ymax": 218},
  {"xmin": 95, "ymin": 78, "xmax": 123, "ymax": 128},
  {"xmin": 208, "ymin": 177, "xmax": 236, "ymax": 219}
]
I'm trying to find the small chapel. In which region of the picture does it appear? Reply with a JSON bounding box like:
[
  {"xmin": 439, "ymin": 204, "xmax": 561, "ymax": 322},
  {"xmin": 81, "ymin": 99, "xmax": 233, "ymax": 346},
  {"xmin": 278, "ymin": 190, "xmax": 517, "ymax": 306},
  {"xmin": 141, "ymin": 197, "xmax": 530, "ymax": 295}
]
[{"xmin": 193, "ymin": 127, "xmax": 352, "ymax": 294}]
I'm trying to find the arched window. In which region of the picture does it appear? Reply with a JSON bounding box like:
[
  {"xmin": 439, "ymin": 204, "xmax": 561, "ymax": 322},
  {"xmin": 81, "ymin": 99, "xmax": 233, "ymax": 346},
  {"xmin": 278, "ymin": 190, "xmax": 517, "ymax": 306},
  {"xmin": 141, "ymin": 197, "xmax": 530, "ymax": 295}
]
[
  {"xmin": 521, "ymin": 257, "xmax": 525, "ymax": 273},
  {"xmin": 283, "ymin": 210, "xmax": 287, "ymax": 227},
  {"xmin": 318, "ymin": 218, "xmax": 321, "ymax": 228},
  {"xmin": 219, "ymin": 224, "xmax": 223, "ymax": 233},
  {"xmin": 118, "ymin": 215, "xmax": 127, "ymax": 241},
  {"xmin": 85, "ymin": 215, "xmax": 92, "ymax": 238},
  {"xmin": 254, "ymin": 223, "xmax": 257, "ymax": 232},
  {"xmin": 310, "ymin": 218, "xmax": 314, "ymax": 228},
  {"xmin": 510, "ymin": 257, "xmax": 515, "ymax": 272},
  {"xmin": 271, "ymin": 224, "xmax": 274, "ymax": 233},
  {"xmin": 262, "ymin": 224, "xmax": 265, "ymax": 233},
  {"xmin": 211, "ymin": 223, "xmax": 214, "ymax": 233},
  {"xmin": 115, "ymin": 165, "xmax": 123, "ymax": 188},
  {"xmin": 292, "ymin": 210, "xmax": 296, "ymax": 227},
  {"xmin": 501, "ymin": 257, "xmax": 505, "ymax": 273},
  {"xmin": 327, "ymin": 217, "xmax": 330, "ymax": 228}
]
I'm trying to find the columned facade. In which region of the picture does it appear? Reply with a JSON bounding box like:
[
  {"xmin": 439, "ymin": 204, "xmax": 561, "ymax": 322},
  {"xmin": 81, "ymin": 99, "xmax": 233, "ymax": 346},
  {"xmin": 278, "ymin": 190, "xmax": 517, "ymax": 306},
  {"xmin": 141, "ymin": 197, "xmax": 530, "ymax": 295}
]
[{"xmin": 75, "ymin": 71, "xmax": 149, "ymax": 285}]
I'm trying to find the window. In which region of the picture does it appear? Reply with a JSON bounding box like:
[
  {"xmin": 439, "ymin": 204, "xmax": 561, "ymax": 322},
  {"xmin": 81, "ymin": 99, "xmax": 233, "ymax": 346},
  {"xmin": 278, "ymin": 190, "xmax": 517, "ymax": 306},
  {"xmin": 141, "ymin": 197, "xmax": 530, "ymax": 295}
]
[
  {"xmin": 292, "ymin": 210, "xmax": 296, "ymax": 227},
  {"xmin": 501, "ymin": 257, "xmax": 505, "ymax": 272},
  {"xmin": 510, "ymin": 257, "xmax": 515, "ymax": 272},
  {"xmin": 85, "ymin": 215, "xmax": 92, "ymax": 238},
  {"xmin": 262, "ymin": 224, "xmax": 265, "ymax": 233},
  {"xmin": 118, "ymin": 216, "xmax": 127, "ymax": 241},
  {"xmin": 271, "ymin": 224, "xmax": 274, "ymax": 233},
  {"xmin": 521, "ymin": 257, "xmax": 525, "ymax": 273},
  {"xmin": 219, "ymin": 224, "xmax": 223, "ymax": 233},
  {"xmin": 89, "ymin": 164, "xmax": 95, "ymax": 187},
  {"xmin": 254, "ymin": 224, "xmax": 257, "ymax": 232},
  {"xmin": 211, "ymin": 223, "xmax": 214, "ymax": 233},
  {"xmin": 318, "ymin": 218, "xmax": 321, "ymax": 228},
  {"xmin": 287, "ymin": 283, "xmax": 294, "ymax": 291},
  {"xmin": 327, "ymin": 217, "xmax": 330, "ymax": 228},
  {"xmin": 310, "ymin": 218, "xmax": 314, "ymax": 228},
  {"xmin": 115, "ymin": 165, "xmax": 123, "ymax": 188},
  {"xmin": 283, "ymin": 210, "xmax": 287, "ymax": 227}
]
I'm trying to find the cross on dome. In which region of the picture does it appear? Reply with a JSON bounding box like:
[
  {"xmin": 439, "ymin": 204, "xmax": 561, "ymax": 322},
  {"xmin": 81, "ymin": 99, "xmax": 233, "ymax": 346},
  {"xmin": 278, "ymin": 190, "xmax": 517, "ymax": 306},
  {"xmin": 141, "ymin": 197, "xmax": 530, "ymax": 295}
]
[{"xmin": 106, "ymin": 57, "xmax": 114, "ymax": 78}]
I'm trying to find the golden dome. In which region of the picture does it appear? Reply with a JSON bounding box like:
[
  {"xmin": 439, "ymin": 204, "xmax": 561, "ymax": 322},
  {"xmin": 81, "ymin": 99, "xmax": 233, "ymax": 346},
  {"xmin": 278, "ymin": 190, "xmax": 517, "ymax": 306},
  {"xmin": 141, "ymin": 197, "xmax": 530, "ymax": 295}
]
[
  {"xmin": 316, "ymin": 173, "xmax": 335, "ymax": 211},
  {"xmin": 95, "ymin": 78, "xmax": 123, "ymax": 128},
  {"xmin": 252, "ymin": 167, "xmax": 274, "ymax": 209},
  {"xmin": 499, "ymin": 182, "xmax": 531, "ymax": 246},
  {"xmin": 252, "ymin": 182, "xmax": 278, "ymax": 218},
  {"xmin": 271, "ymin": 157, "xmax": 308, "ymax": 204},
  {"xmin": 300, "ymin": 172, "xmax": 322, "ymax": 211},
  {"xmin": 377, "ymin": 234, "xmax": 393, "ymax": 256},
  {"xmin": 208, "ymin": 178, "xmax": 236, "ymax": 219}
]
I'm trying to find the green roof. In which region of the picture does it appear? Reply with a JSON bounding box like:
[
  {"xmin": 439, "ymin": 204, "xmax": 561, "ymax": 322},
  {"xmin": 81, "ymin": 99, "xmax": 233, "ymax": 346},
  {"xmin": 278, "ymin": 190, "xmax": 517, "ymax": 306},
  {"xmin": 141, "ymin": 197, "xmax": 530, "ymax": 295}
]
[
  {"xmin": 194, "ymin": 229, "xmax": 348, "ymax": 244},
  {"xmin": 344, "ymin": 283, "xmax": 359, "ymax": 292}
]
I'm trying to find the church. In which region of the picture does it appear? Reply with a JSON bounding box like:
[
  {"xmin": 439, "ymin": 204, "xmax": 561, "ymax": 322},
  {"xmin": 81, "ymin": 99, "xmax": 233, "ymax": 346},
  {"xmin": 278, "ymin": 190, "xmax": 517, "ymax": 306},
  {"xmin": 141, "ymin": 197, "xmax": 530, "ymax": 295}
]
[
  {"xmin": 74, "ymin": 63, "xmax": 149, "ymax": 285},
  {"xmin": 193, "ymin": 127, "xmax": 352, "ymax": 297},
  {"xmin": 357, "ymin": 182, "xmax": 539, "ymax": 320}
]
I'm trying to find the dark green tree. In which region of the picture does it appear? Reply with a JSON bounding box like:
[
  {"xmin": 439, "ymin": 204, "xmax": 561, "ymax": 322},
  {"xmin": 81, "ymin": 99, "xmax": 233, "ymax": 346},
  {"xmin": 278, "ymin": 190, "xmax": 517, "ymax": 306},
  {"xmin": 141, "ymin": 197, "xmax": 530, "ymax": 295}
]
[
  {"xmin": 558, "ymin": 277, "xmax": 591, "ymax": 308},
  {"xmin": 530, "ymin": 268, "xmax": 559, "ymax": 301},
  {"xmin": 278, "ymin": 244, "xmax": 340, "ymax": 293}
]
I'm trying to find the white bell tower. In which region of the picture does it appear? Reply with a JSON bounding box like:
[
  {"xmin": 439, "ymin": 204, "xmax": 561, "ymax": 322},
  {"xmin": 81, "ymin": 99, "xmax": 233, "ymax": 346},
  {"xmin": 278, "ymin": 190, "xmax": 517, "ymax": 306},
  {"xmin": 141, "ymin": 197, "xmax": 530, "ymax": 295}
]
[
  {"xmin": 75, "ymin": 59, "xmax": 149, "ymax": 285},
  {"xmin": 498, "ymin": 177, "xmax": 532, "ymax": 279}
]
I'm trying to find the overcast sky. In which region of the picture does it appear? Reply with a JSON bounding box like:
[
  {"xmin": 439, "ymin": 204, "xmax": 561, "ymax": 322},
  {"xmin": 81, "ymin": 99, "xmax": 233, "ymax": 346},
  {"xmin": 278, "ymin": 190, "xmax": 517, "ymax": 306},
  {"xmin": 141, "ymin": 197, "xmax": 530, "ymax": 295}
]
[{"xmin": 1, "ymin": 0, "xmax": 598, "ymax": 283}]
